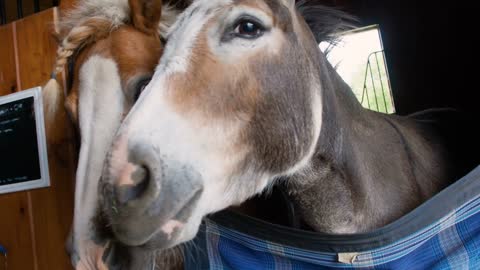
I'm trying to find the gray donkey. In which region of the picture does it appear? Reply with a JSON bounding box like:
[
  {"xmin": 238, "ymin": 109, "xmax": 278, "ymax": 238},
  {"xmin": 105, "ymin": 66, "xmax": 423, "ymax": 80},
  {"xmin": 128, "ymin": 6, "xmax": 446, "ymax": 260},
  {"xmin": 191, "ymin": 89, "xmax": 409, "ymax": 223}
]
[{"xmin": 98, "ymin": 0, "xmax": 469, "ymax": 257}]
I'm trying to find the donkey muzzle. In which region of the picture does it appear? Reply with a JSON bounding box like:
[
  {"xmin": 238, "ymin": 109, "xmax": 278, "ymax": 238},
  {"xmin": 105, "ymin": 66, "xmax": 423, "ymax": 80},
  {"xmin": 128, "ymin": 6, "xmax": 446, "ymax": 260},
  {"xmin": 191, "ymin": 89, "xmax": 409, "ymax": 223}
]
[{"xmin": 101, "ymin": 138, "xmax": 203, "ymax": 248}]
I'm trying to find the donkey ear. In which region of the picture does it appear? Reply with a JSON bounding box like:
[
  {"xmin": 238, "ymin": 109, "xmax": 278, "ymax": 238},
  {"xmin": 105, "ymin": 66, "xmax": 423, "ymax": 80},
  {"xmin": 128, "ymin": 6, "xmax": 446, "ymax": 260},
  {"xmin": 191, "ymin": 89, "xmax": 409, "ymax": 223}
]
[{"xmin": 129, "ymin": 0, "xmax": 163, "ymax": 34}]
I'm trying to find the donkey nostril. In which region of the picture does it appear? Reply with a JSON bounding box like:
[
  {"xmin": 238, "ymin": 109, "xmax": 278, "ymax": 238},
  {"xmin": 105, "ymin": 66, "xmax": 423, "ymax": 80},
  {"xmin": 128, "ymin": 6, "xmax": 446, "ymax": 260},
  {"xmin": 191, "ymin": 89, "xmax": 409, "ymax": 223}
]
[{"xmin": 115, "ymin": 165, "xmax": 150, "ymax": 204}]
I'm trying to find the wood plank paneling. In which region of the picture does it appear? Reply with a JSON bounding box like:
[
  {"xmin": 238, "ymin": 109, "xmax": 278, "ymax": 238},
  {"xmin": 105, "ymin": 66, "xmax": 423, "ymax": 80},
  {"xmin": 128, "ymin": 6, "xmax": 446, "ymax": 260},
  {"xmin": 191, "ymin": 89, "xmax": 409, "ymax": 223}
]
[
  {"xmin": 0, "ymin": 193, "xmax": 36, "ymax": 270},
  {"xmin": 0, "ymin": 23, "xmax": 36, "ymax": 270},
  {"xmin": 15, "ymin": 9, "xmax": 58, "ymax": 90},
  {"xmin": 0, "ymin": 25, "xmax": 17, "ymax": 94},
  {"xmin": 14, "ymin": 8, "xmax": 76, "ymax": 270}
]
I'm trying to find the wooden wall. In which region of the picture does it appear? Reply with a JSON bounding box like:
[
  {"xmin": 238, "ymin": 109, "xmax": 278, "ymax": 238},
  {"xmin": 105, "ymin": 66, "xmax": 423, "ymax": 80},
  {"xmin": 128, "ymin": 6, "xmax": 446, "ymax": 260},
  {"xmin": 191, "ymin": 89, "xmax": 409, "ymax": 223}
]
[{"xmin": 0, "ymin": 8, "xmax": 76, "ymax": 270}]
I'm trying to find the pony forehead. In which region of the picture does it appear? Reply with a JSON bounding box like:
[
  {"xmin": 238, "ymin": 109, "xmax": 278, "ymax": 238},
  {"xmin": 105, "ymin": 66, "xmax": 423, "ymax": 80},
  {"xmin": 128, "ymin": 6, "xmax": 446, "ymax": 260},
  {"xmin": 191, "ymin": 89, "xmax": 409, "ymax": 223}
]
[
  {"xmin": 58, "ymin": 0, "xmax": 130, "ymax": 35},
  {"xmin": 60, "ymin": 0, "xmax": 176, "ymax": 34},
  {"xmin": 57, "ymin": 1, "xmax": 179, "ymax": 69}
]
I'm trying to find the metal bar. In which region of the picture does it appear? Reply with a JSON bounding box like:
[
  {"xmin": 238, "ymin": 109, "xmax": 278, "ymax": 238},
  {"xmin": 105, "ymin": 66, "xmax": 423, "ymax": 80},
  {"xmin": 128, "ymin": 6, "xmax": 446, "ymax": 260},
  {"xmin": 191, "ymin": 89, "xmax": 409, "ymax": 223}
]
[
  {"xmin": 365, "ymin": 86, "xmax": 371, "ymax": 109},
  {"xmin": 362, "ymin": 50, "xmax": 396, "ymax": 113},
  {"xmin": 360, "ymin": 59, "xmax": 370, "ymax": 105},
  {"xmin": 364, "ymin": 62, "xmax": 371, "ymax": 109},
  {"xmin": 34, "ymin": 0, "xmax": 40, "ymax": 12},
  {"xmin": 374, "ymin": 52, "xmax": 389, "ymax": 113},
  {"xmin": 368, "ymin": 59, "xmax": 380, "ymax": 112},
  {"xmin": 360, "ymin": 84, "xmax": 366, "ymax": 105},
  {"xmin": 0, "ymin": 0, "xmax": 6, "ymax": 25},
  {"xmin": 380, "ymin": 51, "xmax": 396, "ymax": 113},
  {"xmin": 17, "ymin": 0, "xmax": 23, "ymax": 19}
]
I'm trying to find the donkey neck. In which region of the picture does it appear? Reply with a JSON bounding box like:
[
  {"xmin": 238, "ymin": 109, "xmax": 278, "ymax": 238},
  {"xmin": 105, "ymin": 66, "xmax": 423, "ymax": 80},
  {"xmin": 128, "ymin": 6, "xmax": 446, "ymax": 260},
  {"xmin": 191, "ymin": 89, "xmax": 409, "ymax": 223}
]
[
  {"xmin": 286, "ymin": 56, "xmax": 430, "ymax": 233},
  {"xmin": 316, "ymin": 55, "xmax": 370, "ymax": 161}
]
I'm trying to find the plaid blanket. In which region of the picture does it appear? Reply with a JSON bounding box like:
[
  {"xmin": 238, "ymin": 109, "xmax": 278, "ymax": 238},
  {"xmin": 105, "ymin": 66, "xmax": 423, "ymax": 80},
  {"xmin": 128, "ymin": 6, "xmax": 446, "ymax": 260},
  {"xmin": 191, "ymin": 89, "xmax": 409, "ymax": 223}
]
[{"xmin": 185, "ymin": 166, "xmax": 480, "ymax": 269}]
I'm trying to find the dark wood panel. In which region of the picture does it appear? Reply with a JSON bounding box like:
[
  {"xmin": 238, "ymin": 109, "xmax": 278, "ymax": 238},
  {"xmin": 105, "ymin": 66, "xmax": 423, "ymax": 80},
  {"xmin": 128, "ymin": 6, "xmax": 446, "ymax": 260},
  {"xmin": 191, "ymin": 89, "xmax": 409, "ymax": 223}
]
[
  {"xmin": 3, "ymin": 0, "xmax": 20, "ymax": 23},
  {"xmin": 15, "ymin": 9, "xmax": 58, "ymax": 90},
  {"xmin": 15, "ymin": 8, "xmax": 76, "ymax": 270},
  {"xmin": 3, "ymin": 0, "xmax": 58, "ymax": 24},
  {"xmin": 0, "ymin": 25, "xmax": 17, "ymax": 94},
  {"xmin": 0, "ymin": 193, "xmax": 36, "ymax": 270}
]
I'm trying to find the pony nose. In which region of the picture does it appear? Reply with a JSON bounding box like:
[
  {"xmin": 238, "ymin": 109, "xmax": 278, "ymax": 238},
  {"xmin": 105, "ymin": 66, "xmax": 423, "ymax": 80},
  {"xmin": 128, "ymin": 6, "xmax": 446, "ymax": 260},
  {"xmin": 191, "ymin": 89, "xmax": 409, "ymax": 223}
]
[{"xmin": 114, "ymin": 163, "xmax": 151, "ymax": 204}]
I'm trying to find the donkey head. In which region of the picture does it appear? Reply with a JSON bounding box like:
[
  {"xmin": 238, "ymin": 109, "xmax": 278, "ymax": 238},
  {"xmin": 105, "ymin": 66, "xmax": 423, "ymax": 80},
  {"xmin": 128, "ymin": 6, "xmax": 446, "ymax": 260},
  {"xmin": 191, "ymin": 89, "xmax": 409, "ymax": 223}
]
[{"xmin": 101, "ymin": 0, "xmax": 326, "ymax": 250}]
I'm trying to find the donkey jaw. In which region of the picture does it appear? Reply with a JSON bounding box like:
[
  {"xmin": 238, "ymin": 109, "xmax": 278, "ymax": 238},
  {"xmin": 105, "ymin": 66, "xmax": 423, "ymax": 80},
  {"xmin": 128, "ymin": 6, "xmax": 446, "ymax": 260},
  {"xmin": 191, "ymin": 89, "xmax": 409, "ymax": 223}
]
[{"xmin": 109, "ymin": 186, "xmax": 203, "ymax": 248}]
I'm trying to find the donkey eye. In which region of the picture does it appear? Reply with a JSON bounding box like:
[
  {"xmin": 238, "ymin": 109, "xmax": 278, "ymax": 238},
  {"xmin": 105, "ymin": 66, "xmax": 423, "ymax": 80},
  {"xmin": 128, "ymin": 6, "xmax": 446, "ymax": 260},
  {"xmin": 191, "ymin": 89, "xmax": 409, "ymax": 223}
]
[
  {"xmin": 134, "ymin": 78, "xmax": 151, "ymax": 102},
  {"xmin": 233, "ymin": 19, "xmax": 265, "ymax": 39}
]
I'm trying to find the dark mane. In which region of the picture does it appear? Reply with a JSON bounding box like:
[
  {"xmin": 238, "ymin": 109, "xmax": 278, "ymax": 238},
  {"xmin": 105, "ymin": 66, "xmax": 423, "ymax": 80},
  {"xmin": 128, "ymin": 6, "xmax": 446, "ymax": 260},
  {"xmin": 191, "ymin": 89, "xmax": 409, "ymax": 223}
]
[{"xmin": 296, "ymin": 0, "xmax": 357, "ymax": 43}]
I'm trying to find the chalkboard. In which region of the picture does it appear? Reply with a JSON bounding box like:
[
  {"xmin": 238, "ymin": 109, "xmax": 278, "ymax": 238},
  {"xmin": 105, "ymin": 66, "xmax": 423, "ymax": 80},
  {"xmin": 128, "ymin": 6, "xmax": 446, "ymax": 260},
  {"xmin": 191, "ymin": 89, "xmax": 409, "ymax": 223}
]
[{"xmin": 0, "ymin": 87, "xmax": 50, "ymax": 194}]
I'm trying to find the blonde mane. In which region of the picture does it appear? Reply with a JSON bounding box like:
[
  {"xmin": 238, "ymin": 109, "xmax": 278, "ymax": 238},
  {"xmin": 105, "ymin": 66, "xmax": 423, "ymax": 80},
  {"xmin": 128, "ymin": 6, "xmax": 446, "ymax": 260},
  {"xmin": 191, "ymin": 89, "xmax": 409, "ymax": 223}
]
[
  {"xmin": 43, "ymin": 0, "xmax": 180, "ymax": 140},
  {"xmin": 53, "ymin": 0, "xmax": 179, "ymax": 77}
]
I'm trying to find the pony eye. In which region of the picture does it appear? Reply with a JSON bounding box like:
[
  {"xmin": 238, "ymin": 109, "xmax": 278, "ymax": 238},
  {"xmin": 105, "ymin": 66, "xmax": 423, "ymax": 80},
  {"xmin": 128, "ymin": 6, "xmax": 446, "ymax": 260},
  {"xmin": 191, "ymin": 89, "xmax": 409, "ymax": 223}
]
[
  {"xmin": 234, "ymin": 19, "xmax": 264, "ymax": 38},
  {"xmin": 134, "ymin": 78, "xmax": 151, "ymax": 102}
]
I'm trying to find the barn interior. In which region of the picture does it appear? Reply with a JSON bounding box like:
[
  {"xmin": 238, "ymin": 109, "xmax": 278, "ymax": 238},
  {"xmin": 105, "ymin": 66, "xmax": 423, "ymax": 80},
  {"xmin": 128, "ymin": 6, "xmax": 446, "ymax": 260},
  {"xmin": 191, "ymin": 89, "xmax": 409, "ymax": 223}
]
[{"xmin": 0, "ymin": 0, "xmax": 477, "ymax": 269}]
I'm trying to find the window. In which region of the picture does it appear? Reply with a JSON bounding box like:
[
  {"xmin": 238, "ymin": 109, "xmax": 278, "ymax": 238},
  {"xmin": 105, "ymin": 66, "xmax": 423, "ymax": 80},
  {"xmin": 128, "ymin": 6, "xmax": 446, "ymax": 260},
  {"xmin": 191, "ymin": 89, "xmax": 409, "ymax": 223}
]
[{"xmin": 320, "ymin": 25, "xmax": 395, "ymax": 114}]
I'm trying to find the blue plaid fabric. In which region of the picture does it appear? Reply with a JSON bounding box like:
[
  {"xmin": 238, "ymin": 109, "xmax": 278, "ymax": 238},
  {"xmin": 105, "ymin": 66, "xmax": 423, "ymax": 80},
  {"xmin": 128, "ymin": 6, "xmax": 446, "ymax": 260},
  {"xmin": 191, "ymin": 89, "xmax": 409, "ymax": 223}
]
[{"xmin": 185, "ymin": 167, "xmax": 480, "ymax": 270}]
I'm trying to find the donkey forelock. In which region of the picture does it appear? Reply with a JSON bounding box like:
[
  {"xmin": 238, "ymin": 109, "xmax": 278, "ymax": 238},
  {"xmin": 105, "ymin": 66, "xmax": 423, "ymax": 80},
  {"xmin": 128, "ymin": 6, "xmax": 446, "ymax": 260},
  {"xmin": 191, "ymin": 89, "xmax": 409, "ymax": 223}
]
[{"xmin": 296, "ymin": 0, "xmax": 357, "ymax": 43}]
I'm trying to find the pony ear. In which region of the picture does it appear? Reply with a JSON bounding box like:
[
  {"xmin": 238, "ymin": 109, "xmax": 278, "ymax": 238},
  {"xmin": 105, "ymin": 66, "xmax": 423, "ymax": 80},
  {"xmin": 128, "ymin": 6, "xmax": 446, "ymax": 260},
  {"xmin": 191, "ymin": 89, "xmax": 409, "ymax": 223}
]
[{"xmin": 129, "ymin": 0, "xmax": 163, "ymax": 34}]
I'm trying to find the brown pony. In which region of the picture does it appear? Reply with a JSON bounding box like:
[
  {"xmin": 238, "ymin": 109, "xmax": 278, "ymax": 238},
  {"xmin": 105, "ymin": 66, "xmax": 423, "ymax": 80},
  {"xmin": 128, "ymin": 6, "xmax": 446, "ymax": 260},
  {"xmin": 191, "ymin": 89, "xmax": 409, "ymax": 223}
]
[{"xmin": 43, "ymin": 0, "xmax": 182, "ymax": 268}]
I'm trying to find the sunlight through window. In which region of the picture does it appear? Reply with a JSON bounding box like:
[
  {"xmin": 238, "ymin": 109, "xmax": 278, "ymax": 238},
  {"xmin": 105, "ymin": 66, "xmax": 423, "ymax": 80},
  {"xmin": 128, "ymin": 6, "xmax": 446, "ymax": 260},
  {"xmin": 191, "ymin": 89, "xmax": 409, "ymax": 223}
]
[{"xmin": 320, "ymin": 25, "xmax": 395, "ymax": 114}]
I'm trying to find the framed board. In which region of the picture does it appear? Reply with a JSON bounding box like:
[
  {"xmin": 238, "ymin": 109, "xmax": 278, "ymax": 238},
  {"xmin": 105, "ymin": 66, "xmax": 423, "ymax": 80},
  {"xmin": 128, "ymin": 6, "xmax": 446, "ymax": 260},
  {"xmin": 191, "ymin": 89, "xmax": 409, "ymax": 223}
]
[{"xmin": 0, "ymin": 87, "xmax": 50, "ymax": 194}]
